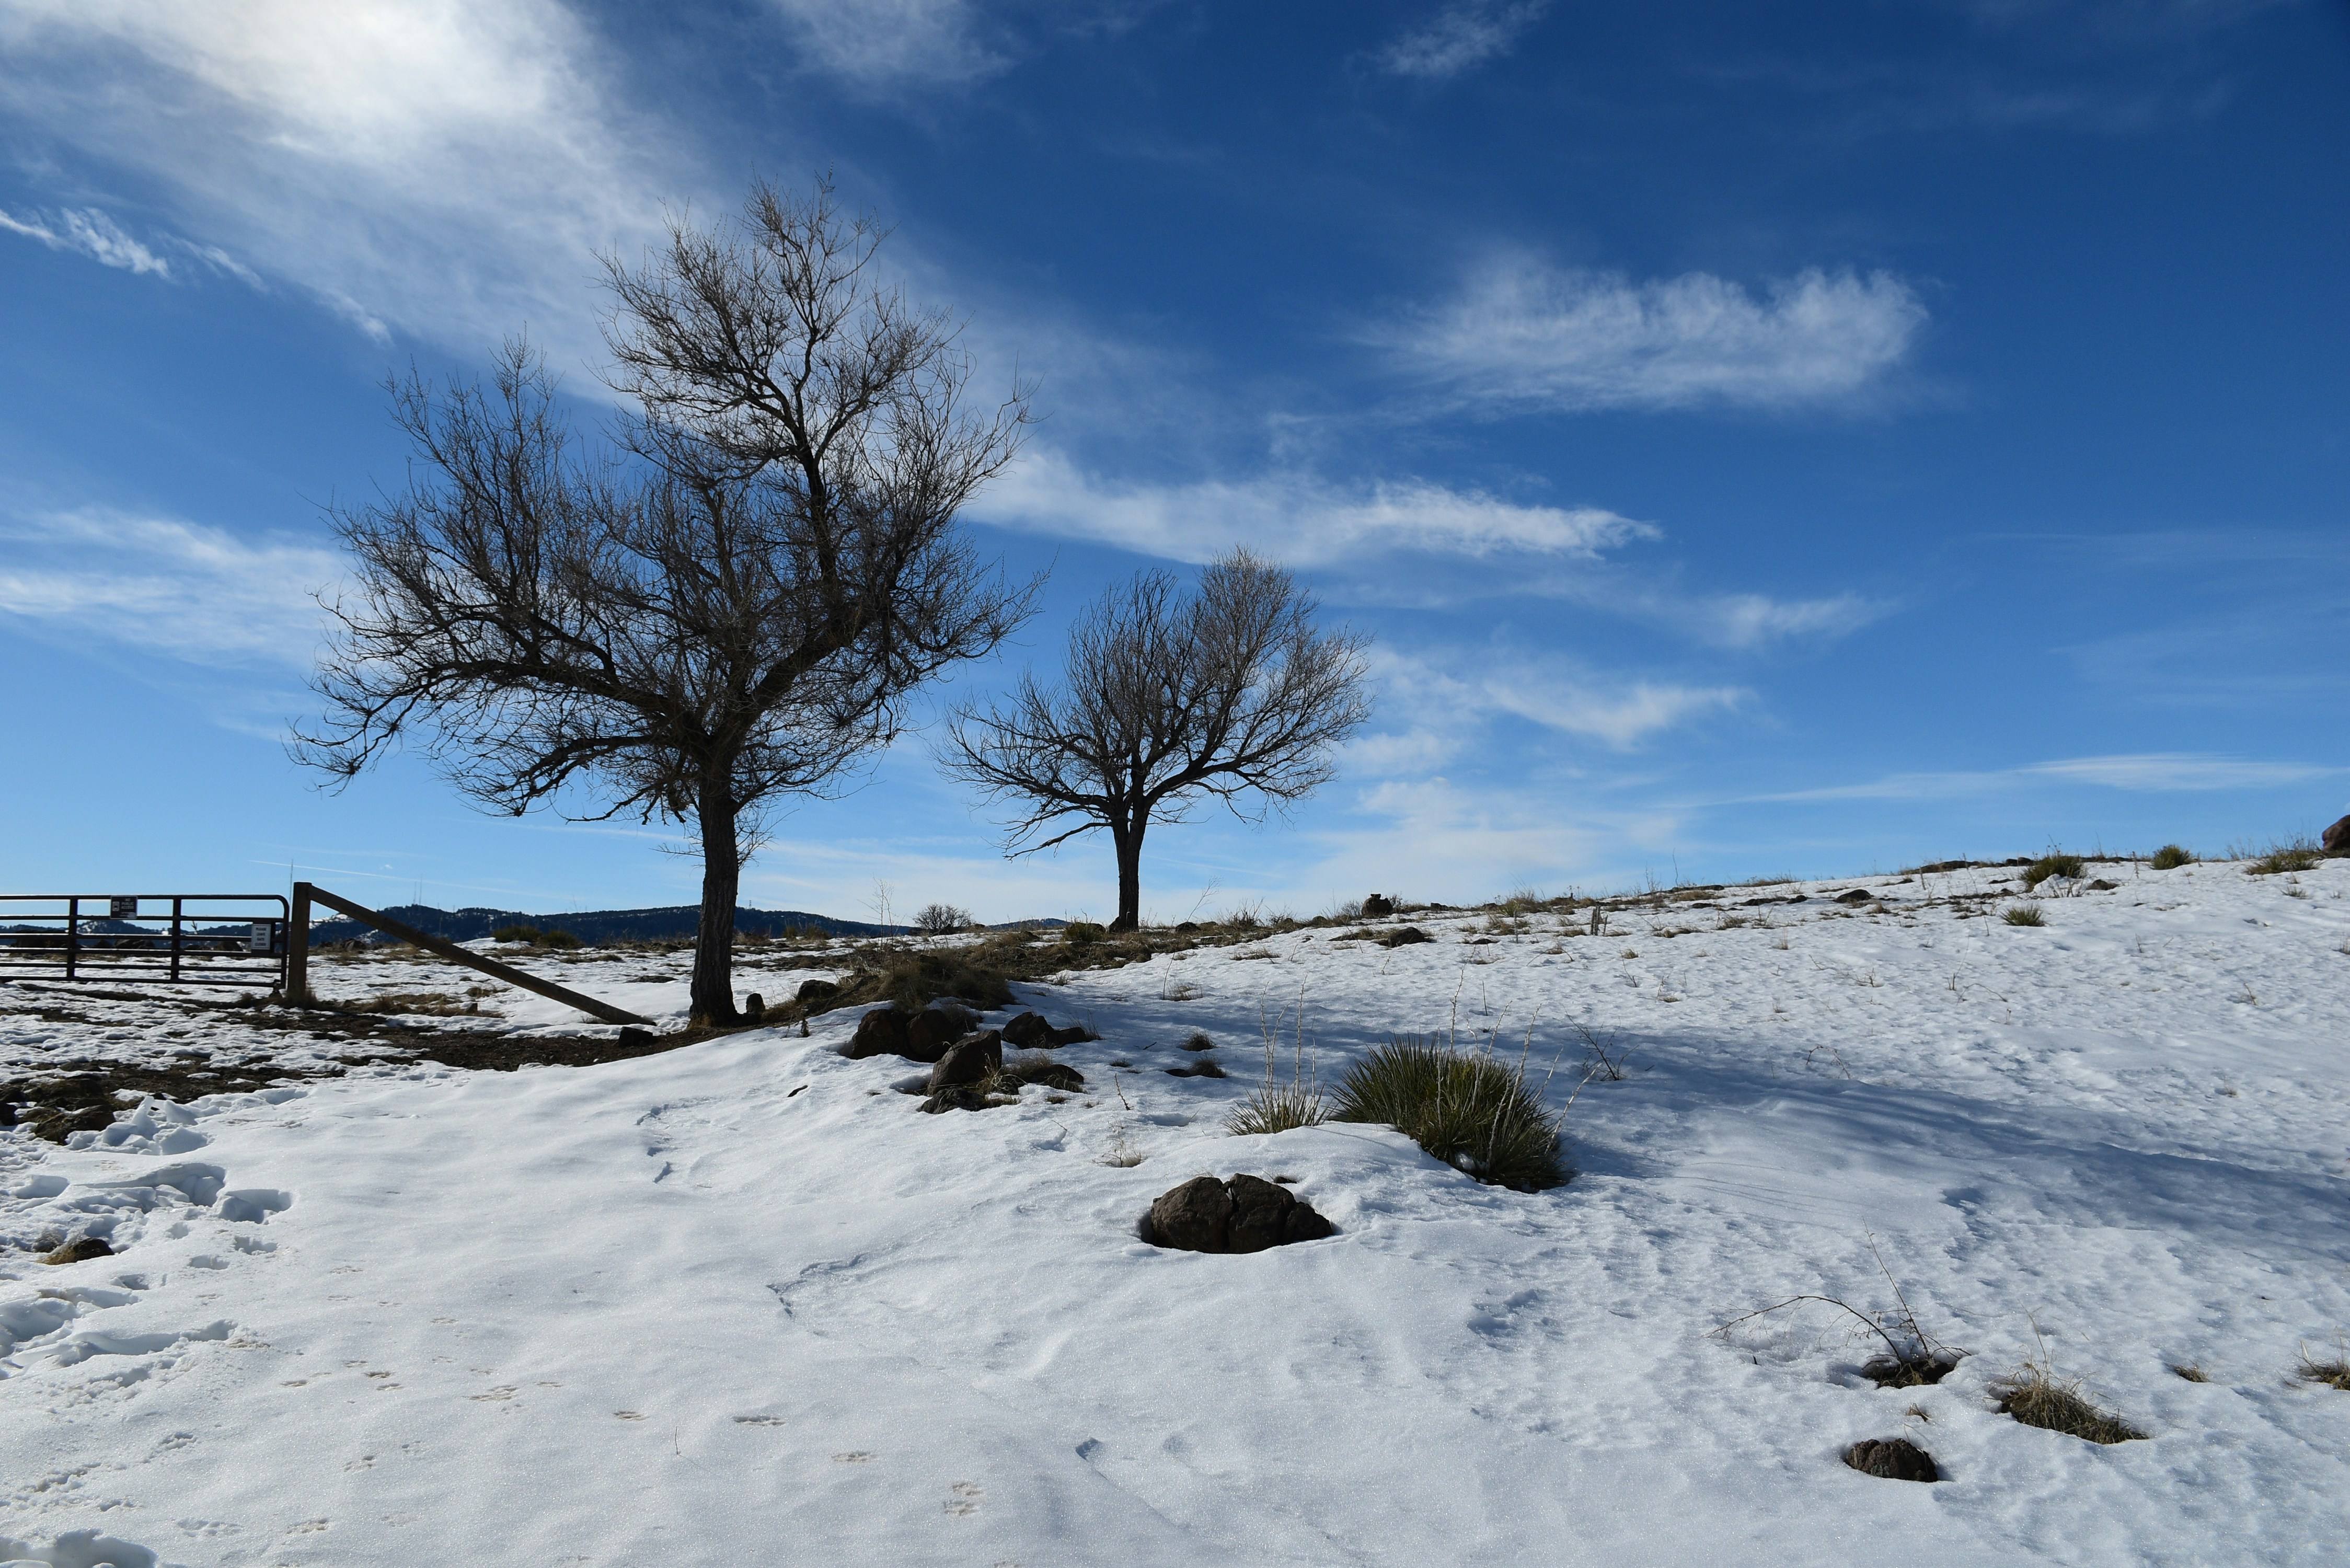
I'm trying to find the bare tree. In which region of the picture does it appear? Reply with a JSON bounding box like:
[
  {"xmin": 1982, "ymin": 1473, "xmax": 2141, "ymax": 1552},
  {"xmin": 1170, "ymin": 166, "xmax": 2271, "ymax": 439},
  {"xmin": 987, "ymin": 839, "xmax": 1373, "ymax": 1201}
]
[
  {"xmin": 942, "ymin": 550, "xmax": 1372, "ymax": 930},
  {"xmin": 293, "ymin": 180, "xmax": 1034, "ymax": 1023}
]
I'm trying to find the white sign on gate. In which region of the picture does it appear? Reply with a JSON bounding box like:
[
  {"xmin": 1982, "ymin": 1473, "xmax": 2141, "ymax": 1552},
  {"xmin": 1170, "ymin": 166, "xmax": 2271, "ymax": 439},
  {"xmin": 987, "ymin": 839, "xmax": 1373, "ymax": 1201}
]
[{"xmin": 249, "ymin": 922, "xmax": 272, "ymax": 953}]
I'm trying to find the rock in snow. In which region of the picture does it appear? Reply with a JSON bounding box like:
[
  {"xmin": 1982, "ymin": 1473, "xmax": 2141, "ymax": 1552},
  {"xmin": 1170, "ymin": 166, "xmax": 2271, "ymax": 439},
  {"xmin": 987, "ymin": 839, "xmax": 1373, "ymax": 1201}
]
[
  {"xmin": 1843, "ymin": 1437, "xmax": 1940, "ymax": 1482},
  {"xmin": 843, "ymin": 1006, "xmax": 907, "ymax": 1059},
  {"xmin": 1146, "ymin": 1174, "xmax": 1335, "ymax": 1253},
  {"xmin": 927, "ymin": 1030, "xmax": 1004, "ymax": 1092}
]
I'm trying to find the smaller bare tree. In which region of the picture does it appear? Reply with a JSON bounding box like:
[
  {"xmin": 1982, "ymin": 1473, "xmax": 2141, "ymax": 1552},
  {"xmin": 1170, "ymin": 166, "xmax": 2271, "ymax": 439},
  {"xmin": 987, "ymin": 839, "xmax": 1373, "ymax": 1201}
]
[{"xmin": 942, "ymin": 550, "xmax": 1372, "ymax": 930}]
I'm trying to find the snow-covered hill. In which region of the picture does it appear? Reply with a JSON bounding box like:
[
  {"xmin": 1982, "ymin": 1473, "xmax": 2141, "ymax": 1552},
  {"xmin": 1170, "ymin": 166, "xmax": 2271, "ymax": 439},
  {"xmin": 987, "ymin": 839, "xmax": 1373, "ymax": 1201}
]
[{"xmin": 5, "ymin": 857, "xmax": 2348, "ymax": 1565}]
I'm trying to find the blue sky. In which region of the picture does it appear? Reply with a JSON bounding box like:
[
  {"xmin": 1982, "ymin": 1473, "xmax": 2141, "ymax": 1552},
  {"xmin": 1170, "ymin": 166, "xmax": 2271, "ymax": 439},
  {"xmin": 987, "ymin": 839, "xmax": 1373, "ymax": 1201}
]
[{"xmin": 1, "ymin": 0, "xmax": 2344, "ymax": 924}]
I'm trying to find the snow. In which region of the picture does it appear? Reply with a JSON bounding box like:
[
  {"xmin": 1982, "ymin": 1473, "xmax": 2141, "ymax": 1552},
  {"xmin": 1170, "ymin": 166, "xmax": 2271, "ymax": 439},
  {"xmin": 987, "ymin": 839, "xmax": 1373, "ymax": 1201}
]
[{"xmin": 5, "ymin": 859, "xmax": 2349, "ymax": 1565}]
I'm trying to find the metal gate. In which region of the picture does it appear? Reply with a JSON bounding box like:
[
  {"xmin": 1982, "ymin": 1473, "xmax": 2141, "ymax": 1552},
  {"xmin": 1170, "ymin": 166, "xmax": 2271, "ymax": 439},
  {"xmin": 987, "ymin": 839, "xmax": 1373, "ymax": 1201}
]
[{"xmin": 0, "ymin": 894, "xmax": 290, "ymax": 989}]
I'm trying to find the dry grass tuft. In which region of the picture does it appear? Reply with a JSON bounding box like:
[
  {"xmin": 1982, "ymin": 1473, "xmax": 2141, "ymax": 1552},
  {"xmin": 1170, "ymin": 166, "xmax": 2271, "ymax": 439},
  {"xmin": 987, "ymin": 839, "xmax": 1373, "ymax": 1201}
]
[
  {"xmin": 2170, "ymin": 1363, "xmax": 2210, "ymax": 1383},
  {"xmin": 2296, "ymin": 1347, "xmax": 2350, "ymax": 1391},
  {"xmin": 2002, "ymin": 903, "xmax": 2047, "ymax": 927},
  {"xmin": 1225, "ymin": 1081, "xmax": 1331, "ymax": 1136},
  {"xmin": 2149, "ymin": 844, "xmax": 2195, "ymax": 870},
  {"xmin": 1991, "ymin": 1353, "xmax": 2146, "ymax": 1444}
]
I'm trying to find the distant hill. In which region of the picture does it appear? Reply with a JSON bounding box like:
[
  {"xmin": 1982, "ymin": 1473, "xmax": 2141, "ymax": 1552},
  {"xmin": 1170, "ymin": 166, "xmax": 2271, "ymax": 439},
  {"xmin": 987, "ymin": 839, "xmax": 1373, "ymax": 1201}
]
[{"xmin": 306, "ymin": 902, "xmax": 908, "ymax": 946}]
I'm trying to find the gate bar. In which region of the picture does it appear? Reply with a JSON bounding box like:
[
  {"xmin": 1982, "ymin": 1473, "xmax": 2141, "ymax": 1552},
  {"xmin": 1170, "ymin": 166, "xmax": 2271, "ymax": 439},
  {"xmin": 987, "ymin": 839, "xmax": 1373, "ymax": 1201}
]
[{"xmin": 290, "ymin": 882, "xmax": 650, "ymax": 1027}]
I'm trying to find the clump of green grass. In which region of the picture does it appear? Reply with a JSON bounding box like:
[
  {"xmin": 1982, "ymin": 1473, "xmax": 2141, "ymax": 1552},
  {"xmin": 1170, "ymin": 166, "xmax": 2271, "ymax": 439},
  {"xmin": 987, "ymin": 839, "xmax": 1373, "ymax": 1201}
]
[
  {"xmin": 2149, "ymin": 844, "xmax": 2195, "ymax": 870},
  {"xmin": 2021, "ymin": 852, "xmax": 2085, "ymax": 890},
  {"xmin": 2002, "ymin": 903, "xmax": 2047, "ymax": 927},
  {"xmin": 1333, "ymin": 1035, "xmax": 1568, "ymax": 1191},
  {"xmin": 1992, "ymin": 1362, "xmax": 2146, "ymax": 1444},
  {"xmin": 2244, "ymin": 838, "xmax": 2324, "ymax": 875}
]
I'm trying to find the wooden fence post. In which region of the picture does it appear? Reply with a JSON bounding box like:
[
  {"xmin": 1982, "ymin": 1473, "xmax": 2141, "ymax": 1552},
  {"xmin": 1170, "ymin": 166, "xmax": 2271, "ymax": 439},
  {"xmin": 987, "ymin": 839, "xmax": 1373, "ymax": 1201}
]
[{"xmin": 287, "ymin": 882, "xmax": 313, "ymax": 1004}]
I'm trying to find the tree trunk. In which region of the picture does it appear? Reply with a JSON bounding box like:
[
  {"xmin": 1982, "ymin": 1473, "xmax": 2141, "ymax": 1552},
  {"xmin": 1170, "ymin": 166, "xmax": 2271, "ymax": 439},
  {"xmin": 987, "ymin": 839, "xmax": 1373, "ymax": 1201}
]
[
  {"xmin": 1111, "ymin": 820, "xmax": 1145, "ymax": 932},
  {"xmin": 690, "ymin": 783, "xmax": 741, "ymax": 1024}
]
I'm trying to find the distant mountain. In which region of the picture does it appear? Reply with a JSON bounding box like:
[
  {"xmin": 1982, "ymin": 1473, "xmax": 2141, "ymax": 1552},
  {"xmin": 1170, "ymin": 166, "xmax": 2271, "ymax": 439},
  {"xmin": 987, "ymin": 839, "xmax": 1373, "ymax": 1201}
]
[{"xmin": 306, "ymin": 903, "xmax": 908, "ymax": 946}]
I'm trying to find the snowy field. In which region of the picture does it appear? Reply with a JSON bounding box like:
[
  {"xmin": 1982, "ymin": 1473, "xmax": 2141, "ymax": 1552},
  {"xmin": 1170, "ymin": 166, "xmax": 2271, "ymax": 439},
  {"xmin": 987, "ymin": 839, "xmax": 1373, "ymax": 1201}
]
[{"xmin": 5, "ymin": 857, "xmax": 2349, "ymax": 1565}]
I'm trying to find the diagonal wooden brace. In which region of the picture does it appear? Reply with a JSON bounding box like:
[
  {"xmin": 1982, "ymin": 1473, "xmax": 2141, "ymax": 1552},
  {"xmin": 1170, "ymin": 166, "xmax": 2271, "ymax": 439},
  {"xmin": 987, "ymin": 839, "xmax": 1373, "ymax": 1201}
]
[{"xmin": 290, "ymin": 882, "xmax": 651, "ymax": 1027}]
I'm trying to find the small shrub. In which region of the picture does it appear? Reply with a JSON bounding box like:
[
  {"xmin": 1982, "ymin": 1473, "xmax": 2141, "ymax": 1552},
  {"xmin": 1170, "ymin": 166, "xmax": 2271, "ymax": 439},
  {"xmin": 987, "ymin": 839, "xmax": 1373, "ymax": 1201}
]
[
  {"xmin": 534, "ymin": 928, "xmax": 582, "ymax": 949},
  {"xmin": 2002, "ymin": 904, "xmax": 2047, "ymax": 927},
  {"xmin": 2150, "ymin": 845, "xmax": 2195, "ymax": 870},
  {"xmin": 2021, "ymin": 853, "xmax": 2085, "ymax": 890},
  {"xmin": 491, "ymin": 923, "xmax": 539, "ymax": 943},
  {"xmin": 1181, "ymin": 1030, "xmax": 1216, "ymax": 1051},
  {"xmin": 1333, "ymin": 1036, "xmax": 1568, "ymax": 1191},
  {"xmin": 1225, "ymin": 1081, "xmax": 1331, "ymax": 1136},
  {"xmin": 912, "ymin": 903, "xmax": 971, "ymax": 936},
  {"xmin": 1992, "ymin": 1364, "xmax": 2145, "ymax": 1444},
  {"xmin": 2247, "ymin": 838, "xmax": 2324, "ymax": 875},
  {"xmin": 1063, "ymin": 921, "xmax": 1107, "ymax": 947}
]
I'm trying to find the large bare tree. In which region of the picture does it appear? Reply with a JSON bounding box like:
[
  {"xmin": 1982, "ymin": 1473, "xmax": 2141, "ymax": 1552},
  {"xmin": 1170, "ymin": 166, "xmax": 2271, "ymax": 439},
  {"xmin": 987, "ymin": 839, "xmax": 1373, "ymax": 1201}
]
[
  {"xmin": 294, "ymin": 180, "xmax": 1034, "ymax": 1023},
  {"xmin": 942, "ymin": 550, "xmax": 1372, "ymax": 930}
]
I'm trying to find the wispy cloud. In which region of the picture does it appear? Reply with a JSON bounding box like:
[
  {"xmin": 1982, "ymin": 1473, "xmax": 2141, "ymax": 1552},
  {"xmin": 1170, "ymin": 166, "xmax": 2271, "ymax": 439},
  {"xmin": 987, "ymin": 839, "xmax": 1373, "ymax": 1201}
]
[
  {"xmin": 0, "ymin": 509, "xmax": 338, "ymax": 667},
  {"xmin": 0, "ymin": 0, "xmax": 687, "ymax": 357},
  {"xmin": 1375, "ymin": 256, "xmax": 1928, "ymax": 414},
  {"xmin": 1755, "ymin": 753, "xmax": 2337, "ymax": 802},
  {"xmin": 0, "ymin": 204, "xmax": 171, "ymax": 275},
  {"xmin": 1378, "ymin": 0, "xmax": 1549, "ymax": 80},
  {"xmin": 769, "ymin": 0, "xmax": 1008, "ymax": 85},
  {"xmin": 975, "ymin": 445, "xmax": 1657, "ymax": 565},
  {"xmin": 1358, "ymin": 645, "xmax": 1746, "ymax": 767}
]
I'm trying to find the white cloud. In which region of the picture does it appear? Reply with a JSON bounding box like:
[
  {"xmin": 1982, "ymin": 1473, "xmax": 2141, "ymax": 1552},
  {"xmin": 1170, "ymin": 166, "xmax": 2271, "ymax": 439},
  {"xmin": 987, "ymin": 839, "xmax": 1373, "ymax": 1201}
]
[
  {"xmin": 1377, "ymin": 256, "xmax": 1928, "ymax": 413},
  {"xmin": 1378, "ymin": 0, "xmax": 1549, "ymax": 80},
  {"xmin": 1357, "ymin": 645, "xmax": 1746, "ymax": 769},
  {"xmin": 1756, "ymin": 753, "xmax": 2337, "ymax": 802},
  {"xmin": 0, "ymin": 508, "xmax": 338, "ymax": 667},
  {"xmin": 0, "ymin": 0, "xmax": 687, "ymax": 357},
  {"xmin": 1484, "ymin": 676, "xmax": 1745, "ymax": 750},
  {"xmin": 975, "ymin": 446, "xmax": 1656, "ymax": 566},
  {"xmin": 0, "ymin": 204, "xmax": 171, "ymax": 275},
  {"xmin": 769, "ymin": 0, "xmax": 1007, "ymax": 84}
]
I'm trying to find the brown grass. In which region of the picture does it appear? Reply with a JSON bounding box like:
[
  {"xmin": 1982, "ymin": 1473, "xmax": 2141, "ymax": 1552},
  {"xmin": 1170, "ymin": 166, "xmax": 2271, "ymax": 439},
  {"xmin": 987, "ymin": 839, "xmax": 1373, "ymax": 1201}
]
[{"xmin": 1991, "ymin": 1362, "xmax": 2146, "ymax": 1444}]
